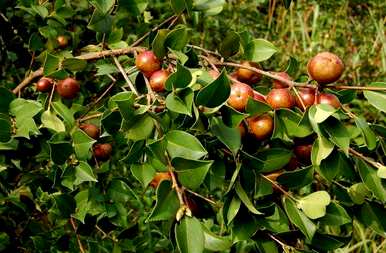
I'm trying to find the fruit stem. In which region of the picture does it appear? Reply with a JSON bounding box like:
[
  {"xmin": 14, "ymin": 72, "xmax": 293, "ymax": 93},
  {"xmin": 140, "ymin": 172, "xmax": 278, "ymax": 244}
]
[
  {"xmin": 113, "ymin": 56, "xmax": 139, "ymax": 96},
  {"xmin": 291, "ymin": 86, "xmax": 306, "ymax": 111},
  {"xmin": 261, "ymin": 174, "xmax": 298, "ymax": 202},
  {"xmin": 47, "ymin": 83, "xmax": 56, "ymax": 111},
  {"xmin": 165, "ymin": 152, "xmax": 186, "ymax": 207},
  {"xmin": 143, "ymin": 75, "xmax": 156, "ymax": 104},
  {"xmin": 69, "ymin": 217, "xmax": 86, "ymax": 253}
]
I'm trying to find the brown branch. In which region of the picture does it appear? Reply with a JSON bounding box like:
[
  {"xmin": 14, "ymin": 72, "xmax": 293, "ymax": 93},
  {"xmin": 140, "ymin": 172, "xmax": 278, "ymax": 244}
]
[
  {"xmin": 261, "ymin": 174, "xmax": 298, "ymax": 202},
  {"xmin": 184, "ymin": 188, "xmax": 219, "ymax": 206},
  {"xmin": 13, "ymin": 68, "xmax": 44, "ymax": 94},
  {"xmin": 325, "ymin": 85, "xmax": 386, "ymax": 91},
  {"xmin": 349, "ymin": 148, "xmax": 384, "ymax": 169},
  {"xmin": 70, "ymin": 217, "xmax": 86, "ymax": 253},
  {"xmin": 112, "ymin": 56, "xmax": 139, "ymax": 96}
]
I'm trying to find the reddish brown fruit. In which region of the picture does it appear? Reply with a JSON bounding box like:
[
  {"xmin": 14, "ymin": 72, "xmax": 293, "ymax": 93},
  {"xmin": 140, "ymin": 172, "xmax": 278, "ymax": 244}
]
[
  {"xmin": 93, "ymin": 143, "xmax": 112, "ymax": 160},
  {"xmin": 318, "ymin": 93, "xmax": 341, "ymax": 109},
  {"xmin": 294, "ymin": 144, "xmax": 312, "ymax": 165},
  {"xmin": 57, "ymin": 78, "xmax": 80, "ymax": 99},
  {"xmin": 253, "ymin": 90, "xmax": 267, "ymax": 103},
  {"xmin": 57, "ymin": 35, "xmax": 69, "ymax": 48},
  {"xmin": 285, "ymin": 156, "xmax": 300, "ymax": 171},
  {"xmin": 228, "ymin": 82, "xmax": 254, "ymax": 111},
  {"xmin": 266, "ymin": 88, "xmax": 295, "ymax": 109},
  {"xmin": 135, "ymin": 50, "xmax": 161, "ymax": 75},
  {"xmin": 272, "ymin": 72, "xmax": 292, "ymax": 88},
  {"xmin": 80, "ymin": 124, "xmax": 100, "ymax": 139},
  {"xmin": 247, "ymin": 114, "xmax": 274, "ymax": 140},
  {"xmin": 235, "ymin": 61, "xmax": 262, "ymax": 84},
  {"xmin": 238, "ymin": 123, "xmax": 246, "ymax": 138},
  {"xmin": 295, "ymin": 87, "xmax": 316, "ymax": 109},
  {"xmin": 149, "ymin": 69, "xmax": 169, "ymax": 92},
  {"xmin": 307, "ymin": 52, "xmax": 344, "ymax": 84},
  {"xmin": 150, "ymin": 172, "xmax": 171, "ymax": 188},
  {"xmin": 36, "ymin": 77, "xmax": 53, "ymax": 92}
]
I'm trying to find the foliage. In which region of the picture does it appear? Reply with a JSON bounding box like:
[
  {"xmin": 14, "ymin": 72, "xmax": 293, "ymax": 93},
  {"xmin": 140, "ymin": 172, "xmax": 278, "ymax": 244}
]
[{"xmin": 0, "ymin": 0, "xmax": 386, "ymax": 253}]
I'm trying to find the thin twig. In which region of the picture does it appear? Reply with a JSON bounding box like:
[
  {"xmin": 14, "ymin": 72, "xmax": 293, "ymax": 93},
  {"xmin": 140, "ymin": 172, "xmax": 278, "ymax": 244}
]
[
  {"xmin": 12, "ymin": 68, "xmax": 44, "ymax": 94},
  {"xmin": 70, "ymin": 217, "xmax": 86, "ymax": 253},
  {"xmin": 184, "ymin": 188, "xmax": 219, "ymax": 206},
  {"xmin": 143, "ymin": 75, "xmax": 156, "ymax": 103},
  {"xmin": 130, "ymin": 15, "xmax": 177, "ymax": 47},
  {"xmin": 291, "ymin": 86, "xmax": 306, "ymax": 111},
  {"xmin": 261, "ymin": 174, "xmax": 298, "ymax": 202},
  {"xmin": 113, "ymin": 56, "xmax": 139, "ymax": 96},
  {"xmin": 349, "ymin": 148, "xmax": 384, "ymax": 169},
  {"xmin": 47, "ymin": 83, "xmax": 56, "ymax": 111},
  {"xmin": 188, "ymin": 44, "xmax": 222, "ymax": 57},
  {"xmin": 325, "ymin": 85, "xmax": 386, "ymax": 91},
  {"xmin": 165, "ymin": 153, "xmax": 185, "ymax": 206}
]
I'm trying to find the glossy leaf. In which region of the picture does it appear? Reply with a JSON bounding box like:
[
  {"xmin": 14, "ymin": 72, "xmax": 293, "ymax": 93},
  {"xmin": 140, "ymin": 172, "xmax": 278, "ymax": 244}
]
[
  {"xmin": 244, "ymin": 39, "xmax": 278, "ymax": 62},
  {"xmin": 235, "ymin": 181, "xmax": 263, "ymax": 214},
  {"xmin": 130, "ymin": 163, "xmax": 156, "ymax": 188},
  {"xmin": 173, "ymin": 158, "xmax": 213, "ymax": 190},
  {"xmin": 166, "ymin": 130, "xmax": 207, "ymax": 160},
  {"xmin": 363, "ymin": 82, "xmax": 386, "ymax": 113},
  {"xmin": 297, "ymin": 191, "xmax": 331, "ymax": 219},
  {"xmin": 72, "ymin": 129, "xmax": 96, "ymax": 160},
  {"xmin": 147, "ymin": 180, "xmax": 179, "ymax": 222},
  {"xmin": 196, "ymin": 70, "xmax": 230, "ymax": 108},
  {"xmin": 175, "ymin": 217, "xmax": 204, "ymax": 253},
  {"xmin": 357, "ymin": 158, "xmax": 386, "ymax": 203},
  {"xmin": 41, "ymin": 110, "xmax": 65, "ymax": 132},
  {"xmin": 210, "ymin": 117, "xmax": 241, "ymax": 156}
]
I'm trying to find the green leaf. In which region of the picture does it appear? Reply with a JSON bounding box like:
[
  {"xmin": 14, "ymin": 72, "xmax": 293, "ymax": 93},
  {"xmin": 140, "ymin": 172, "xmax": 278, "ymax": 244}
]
[
  {"xmin": 125, "ymin": 114, "xmax": 154, "ymax": 141},
  {"xmin": 74, "ymin": 161, "xmax": 98, "ymax": 185},
  {"xmin": 175, "ymin": 217, "xmax": 204, "ymax": 253},
  {"xmin": 357, "ymin": 158, "xmax": 386, "ymax": 203},
  {"xmin": 170, "ymin": 0, "xmax": 193, "ymax": 14},
  {"xmin": 9, "ymin": 98, "xmax": 42, "ymax": 138},
  {"xmin": 318, "ymin": 151, "xmax": 348, "ymax": 181},
  {"xmin": 360, "ymin": 202, "xmax": 386, "ymax": 235},
  {"xmin": 108, "ymin": 179, "xmax": 137, "ymax": 203},
  {"xmin": 49, "ymin": 134, "xmax": 73, "ymax": 165},
  {"xmin": 130, "ymin": 163, "xmax": 156, "ymax": 188},
  {"xmin": 196, "ymin": 70, "xmax": 230, "ymax": 108},
  {"xmin": 232, "ymin": 213, "xmax": 258, "ymax": 242},
  {"xmin": 363, "ymin": 82, "xmax": 386, "ymax": 113},
  {"xmin": 220, "ymin": 31, "xmax": 240, "ymax": 58},
  {"xmin": 297, "ymin": 191, "xmax": 331, "ymax": 219},
  {"xmin": 285, "ymin": 56, "xmax": 299, "ymax": 76},
  {"xmin": 255, "ymin": 205, "xmax": 290, "ymax": 233},
  {"xmin": 319, "ymin": 202, "xmax": 351, "ymax": 226},
  {"xmin": 245, "ymin": 148, "xmax": 292, "ymax": 173},
  {"xmin": 90, "ymin": 0, "xmax": 115, "ymax": 14},
  {"xmin": 152, "ymin": 29, "xmax": 169, "ymax": 58},
  {"xmin": 227, "ymin": 196, "xmax": 241, "ymax": 225},
  {"xmin": 277, "ymin": 166, "xmax": 314, "ymax": 189},
  {"xmin": 377, "ymin": 165, "xmax": 386, "ymax": 179},
  {"xmin": 165, "ymin": 63, "xmax": 192, "ymax": 90},
  {"xmin": 274, "ymin": 109, "xmax": 313, "ymax": 138},
  {"xmin": 72, "ymin": 129, "xmax": 96, "ymax": 160},
  {"xmin": 245, "ymin": 97, "xmax": 272, "ymax": 116},
  {"xmin": 147, "ymin": 180, "xmax": 179, "ymax": 222},
  {"xmin": 235, "ymin": 181, "xmax": 263, "ymax": 214},
  {"xmin": 210, "ymin": 117, "xmax": 241, "ymax": 156},
  {"xmin": 0, "ymin": 114, "xmax": 12, "ymax": 142},
  {"xmin": 110, "ymin": 91, "xmax": 136, "ymax": 121},
  {"xmin": 193, "ymin": 0, "xmax": 225, "ymax": 16},
  {"xmin": 311, "ymin": 233, "xmax": 350, "ymax": 251},
  {"xmin": 283, "ymin": 197, "xmax": 316, "ymax": 241},
  {"xmin": 221, "ymin": 105, "xmax": 248, "ymax": 128},
  {"xmin": 165, "ymin": 26, "xmax": 191, "ymax": 51},
  {"xmin": 166, "ymin": 130, "xmax": 207, "ymax": 160},
  {"xmin": 173, "ymin": 158, "xmax": 213, "ymax": 190},
  {"xmin": 320, "ymin": 117, "xmax": 350, "ymax": 156},
  {"xmin": 43, "ymin": 52, "xmax": 60, "ymax": 76},
  {"xmin": 52, "ymin": 101, "xmax": 75, "ymax": 129},
  {"xmin": 62, "ymin": 58, "xmax": 87, "ymax": 72},
  {"xmin": 348, "ymin": 183, "xmax": 371, "ymax": 204},
  {"xmin": 0, "ymin": 87, "xmax": 15, "ymax": 113},
  {"xmin": 308, "ymin": 104, "xmax": 337, "ymax": 124},
  {"xmin": 203, "ymin": 227, "xmax": 232, "ymax": 251},
  {"xmin": 41, "ymin": 110, "xmax": 65, "ymax": 132},
  {"xmin": 244, "ymin": 39, "xmax": 278, "ymax": 62},
  {"xmin": 88, "ymin": 9, "xmax": 112, "ymax": 33},
  {"xmin": 354, "ymin": 117, "xmax": 377, "ymax": 150},
  {"xmin": 311, "ymin": 136, "xmax": 334, "ymax": 166},
  {"xmin": 166, "ymin": 88, "xmax": 194, "ymax": 116}
]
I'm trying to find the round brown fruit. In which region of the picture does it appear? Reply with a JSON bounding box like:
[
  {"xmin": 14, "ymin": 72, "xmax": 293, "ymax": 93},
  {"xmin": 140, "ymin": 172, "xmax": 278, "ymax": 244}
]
[
  {"xmin": 149, "ymin": 69, "xmax": 169, "ymax": 92},
  {"xmin": 266, "ymin": 88, "xmax": 295, "ymax": 109},
  {"xmin": 135, "ymin": 50, "xmax": 161, "ymax": 75},
  {"xmin": 228, "ymin": 82, "xmax": 254, "ymax": 111},
  {"xmin": 150, "ymin": 172, "xmax": 171, "ymax": 188},
  {"xmin": 247, "ymin": 114, "xmax": 274, "ymax": 140},
  {"xmin": 235, "ymin": 61, "xmax": 262, "ymax": 84},
  {"xmin": 284, "ymin": 156, "xmax": 300, "ymax": 171},
  {"xmin": 318, "ymin": 93, "xmax": 341, "ymax": 109},
  {"xmin": 93, "ymin": 143, "xmax": 112, "ymax": 160},
  {"xmin": 253, "ymin": 90, "xmax": 267, "ymax": 103},
  {"xmin": 36, "ymin": 77, "xmax": 53, "ymax": 92},
  {"xmin": 57, "ymin": 78, "xmax": 80, "ymax": 99},
  {"xmin": 307, "ymin": 52, "xmax": 344, "ymax": 84},
  {"xmin": 272, "ymin": 72, "xmax": 292, "ymax": 88},
  {"xmin": 57, "ymin": 35, "xmax": 69, "ymax": 48},
  {"xmin": 295, "ymin": 87, "xmax": 316, "ymax": 109},
  {"xmin": 80, "ymin": 124, "xmax": 100, "ymax": 139},
  {"xmin": 238, "ymin": 123, "xmax": 246, "ymax": 138},
  {"xmin": 294, "ymin": 144, "xmax": 312, "ymax": 165}
]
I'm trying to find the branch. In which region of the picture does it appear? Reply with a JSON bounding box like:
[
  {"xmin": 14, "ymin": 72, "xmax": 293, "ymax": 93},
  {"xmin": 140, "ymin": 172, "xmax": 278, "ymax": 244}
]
[
  {"xmin": 113, "ymin": 56, "xmax": 139, "ymax": 96},
  {"xmin": 70, "ymin": 217, "xmax": 86, "ymax": 253},
  {"xmin": 12, "ymin": 68, "xmax": 44, "ymax": 94},
  {"xmin": 349, "ymin": 148, "xmax": 384, "ymax": 169},
  {"xmin": 325, "ymin": 85, "xmax": 386, "ymax": 91},
  {"xmin": 261, "ymin": 174, "xmax": 298, "ymax": 202}
]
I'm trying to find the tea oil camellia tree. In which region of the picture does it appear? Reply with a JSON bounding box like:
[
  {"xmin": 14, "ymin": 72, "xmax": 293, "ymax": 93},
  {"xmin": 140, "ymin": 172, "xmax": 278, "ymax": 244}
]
[{"xmin": 1, "ymin": 0, "xmax": 386, "ymax": 252}]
